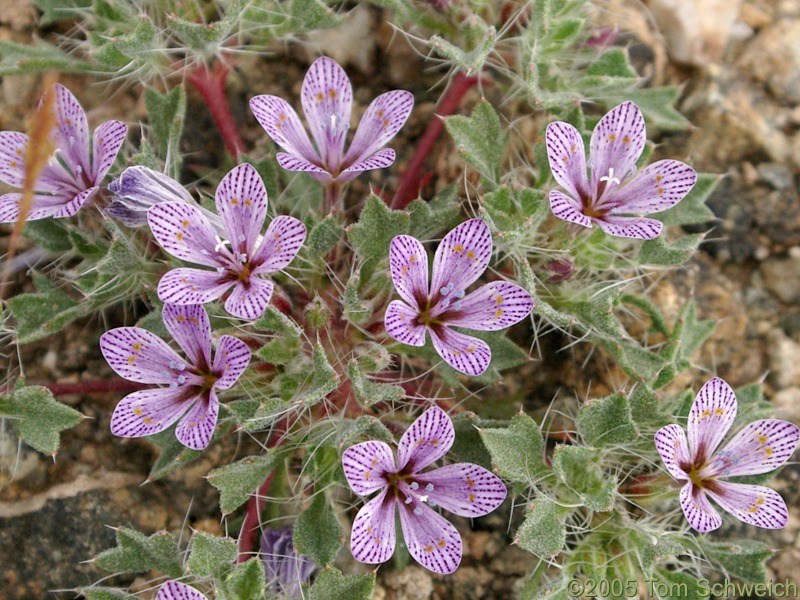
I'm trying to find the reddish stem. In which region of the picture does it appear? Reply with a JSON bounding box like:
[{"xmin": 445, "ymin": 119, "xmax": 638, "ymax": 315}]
[
  {"xmin": 0, "ymin": 379, "xmax": 146, "ymax": 397},
  {"xmin": 187, "ymin": 61, "xmax": 245, "ymax": 158},
  {"xmin": 391, "ymin": 73, "xmax": 480, "ymax": 210}
]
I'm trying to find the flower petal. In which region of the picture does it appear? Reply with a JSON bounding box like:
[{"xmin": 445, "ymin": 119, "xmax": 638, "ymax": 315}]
[
  {"xmin": 589, "ymin": 101, "xmax": 646, "ymax": 188},
  {"xmin": 161, "ymin": 303, "xmax": 212, "ymax": 368},
  {"xmin": 706, "ymin": 481, "xmax": 788, "ymax": 529},
  {"xmin": 0, "ymin": 193, "xmax": 22, "ymax": 223},
  {"xmin": 2, "ymin": 187, "xmax": 98, "ymax": 223},
  {"xmin": 654, "ymin": 424, "xmax": 691, "ymax": 482},
  {"xmin": 110, "ymin": 387, "xmax": 189, "ymax": 439},
  {"xmin": 350, "ymin": 488, "xmax": 397, "ymax": 565},
  {"xmin": 156, "ymin": 580, "xmax": 208, "ymax": 600},
  {"xmin": 389, "ymin": 235, "xmax": 429, "ymax": 308},
  {"xmin": 709, "ymin": 419, "xmax": 800, "ymax": 478},
  {"xmin": 0, "ymin": 131, "xmax": 28, "ymax": 187},
  {"xmin": 430, "ymin": 219, "xmax": 492, "ymax": 301},
  {"xmin": 384, "ymin": 300, "xmax": 427, "ymax": 347},
  {"xmin": 342, "ymin": 440, "xmax": 396, "ymax": 496},
  {"xmin": 107, "ymin": 166, "xmax": 191, "ymax": 226},
  {"xmin": 92, "ymin": 120, "xmax": 127, "ymax": 182},
  {"xmin": 212, "ymin": 335, "xmax": 252, "ymax": 390},
  {"xmin": 679, "ymin": 483, "xmax": 722, "ymax": 533},
  {"xmin": 276, "ymin": 152, "xmax": 331, "ymax": 180},
  {"xmin": 252, "ymin": 215, "xmax": 307, "ymax": 273},
  {"xmin": 549, "ymin": 190, "xmax": 593, "ymax": 228},
  {"xmin": 175, "ymin": 389, "xmax": 219, "ymax": 450},
  {"xmin": 397, "ymin": 406, "xmax": 455, "ymax": 472},
  {"xmin": 249, "ymin": 95, "xmax": 320, "ymax": 164},
  {"xmin": 398, "ymin": 499, "xmax": 462, "ymax": 574},
  {"xmin": 343, "ymin": 90, "xmax": 414, "ymax": 167},
  {"xmin": 224, "ymin": 277, "xmax": 274, "ymax": 320},
  {"xmin": 606, "ymin": 160, "xmax": 697, "ymax": 215},
  {"xmin": 157, "ymin": 268, "xmax": 230, "ymax": 306},
  {"xmin": 215, "ymin": 164, "xmax": 268, "ymax": 257},
  {"xmin": 687, "ymin": 377, "xmax": 737, "ymax": 464},
  {"xmin": 444, "ymin": 281, "xmax": 533, "ymax": 331},
  {"xmin": 595, "ymin": 215, "xmax": 663, "ymax": 239},
  {"xmin": 100, "ymin": 327, "xmax": 185, "ymax": 384},
  {"xmin": 338, "ymin": 148, "xmax": 396, "ymax": 182},
  {"xmin": 148, "ymin": 202, "xmax": 221, "ymax": 267},
  {"xmin": 300, "ymin": 56, "xmax": 352, "ymax": 169},
  {"xmin": 48, "ymin": 84, "xmax": 91, "ymax": 178},
  {"xmin": 429, "ymin": 326, "xmax": 491, "ymax": 376},
  {"xmin": 418, "ymin": 463, "xmax": 507, "ymax": 517},
  {"xmin": 545, "ymin": 120, "xmax": 589, "ymax": 201}
]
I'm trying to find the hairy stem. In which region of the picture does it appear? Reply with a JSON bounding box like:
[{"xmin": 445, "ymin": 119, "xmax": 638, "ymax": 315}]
[
  {"xmin": 187, "ymin": 61, "xmax": 245, "ymax": 158},
  {"xmin": 0, "ymin": 379, "xmax": 147, "ymax": 397}
]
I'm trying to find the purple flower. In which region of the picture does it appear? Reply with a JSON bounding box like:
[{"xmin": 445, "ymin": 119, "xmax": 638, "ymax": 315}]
[
  {"xmin": 545, "ymin": 101, "xmax": 697, "ymax": 239},
  {"xmin": 100, "ymin": 303, "xmax": 251, "ymax": 450},
  {"xmin": 106, "ymin": 166, "xmax": 194, "ymax": 227},
  {"xmin": 147, "ymin": 163, "xmax": 306, "ymax": 320},
  {"xmin": 342, "ymin": 406, "xmax": 507, "ymax": 574},
  {"xmin": 654, "ymin": 377, "xmax": 800, "ymax": 532},
  {"xmin": 0, "ymin": 83, "xmax": 127, "ymax": 222},
  {"xmin": 384, "ymin": 219, "xmax": 534, "ymax": 376},
  {"xmin": 260, "ymin": 527, "xmax": 315, "ymax": 597},
  {"xmin": 156, "ymin": 581, "xmax": 207, "ymax": 600},
  {"xmin": 249, "ymin": 56, "xmax": 414, "ymax": 184}
]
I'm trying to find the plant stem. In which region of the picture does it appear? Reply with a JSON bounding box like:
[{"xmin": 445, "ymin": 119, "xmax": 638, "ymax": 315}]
[
  {"xmin": 187, "ymin": 61, "xmax": 245, "ymax": 158},
  {"xmin": 0, "ymin": 379, "xmax": 147, "ymax": 397}
]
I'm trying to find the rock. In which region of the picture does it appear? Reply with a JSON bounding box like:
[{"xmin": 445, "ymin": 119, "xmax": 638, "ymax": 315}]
[
  {"xmin": 757, "ymin": 162, "xmax": 794, "ymax": 191},
  {"xmin": 382, "ymin": 565, "xmax": 434, "ymax": 599},
  {"xmin": 761, "ymin": 257, "xmax": 800, "ymax": 303},
  {"xmin": 738, "ymin": 19, "xmax": 800, "ymax": 103},
  {"xmin": 773, "ymin": 387, "xmax": 800, "ymax": 423},
  {"xmin": 768, "ymin": 329, "xmax": 800, "ymax": 388},
  {"xmin": 302, "ymin": 5, "xmax": 377, "ymax": 74}
]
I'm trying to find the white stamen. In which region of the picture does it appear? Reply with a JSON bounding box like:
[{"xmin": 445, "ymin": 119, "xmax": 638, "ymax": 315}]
[
  {"xmin": 428, "ymin": 499, "xmax": 437, "ymax": 507},
  {"xmin": 439, "ymin": 287, "xmax": 449, "ymax": 296},
  {"xmin": 600, "ymin": 167, "xmax": 621, "ymax": 186},
  {"xmin": 177, "ymin": 375, "xmax": 186, "ymax": 384},
  {"xmin": 453, "ymin": 301, "xmax": 462, "ymax": 310},
  {"xmin": 214, "ymin": 236, "xmax": 230, "ymax": 252},
  {"xmin": 404, "ymin": 496, "xmax": 413, "ymax": 504},
  {"xmin": 238, "ymin": 234, "xmax": 246, "ymax": 242},
  {"xmin": 239, "ymin": 252, "xmax": 248, "ymax": 263},
  {"xmin": 168, "ymin": 382, "xmax": 178, "ymax": 389},
  {"xmin": 410, "ymin": 482, "xmax": 419, "ymax": 490},
  {"xmin": 413, "ymin": 507, "xmax": 423, "ymax": 516},
  {"xmin": 425, "ymin": 483, "xmax": 434, "ymax": 492},
  {"xmin": 455, "ymin": 290, "xmax": 465, "ymax": 300}
]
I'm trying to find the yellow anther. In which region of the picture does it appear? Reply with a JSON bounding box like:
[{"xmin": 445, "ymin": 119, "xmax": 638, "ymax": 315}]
[
  {"xmin": 132, "ymin": 343, "xmax": 141, "ymax": 351},
  {"xmin": 424, "ymin": 545, "xmax": 433, "ymax": 553},
  {"xmin": 469, "ymin": 493, "xmax": 476, "ymax": 502},
  {"xmin": 364, "ymin": 470, "xmax": 371, "ymax": 480}
]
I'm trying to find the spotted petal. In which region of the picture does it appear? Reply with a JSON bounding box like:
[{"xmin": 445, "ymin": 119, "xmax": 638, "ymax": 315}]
[
  {"xmin": 545, "ymin": 120, "xmax": 588, "ymax": 201},
  {"xmin": 706, "ymin": 481, "xmax": 788, "ymax": 529},
  {"xmin": 2, "ymin": 187, "xmax": 98, "ymax": 223},
  {"xmin": 430, "ymin": 219, "xmax": 492, "ymax": 302},
  {"xmin": 679, "ymin": 483, "xmax": 722, "ymax": 533},
  {"xmin": 92, "ymin": 120, "xmax": 127, "ymax": 182},
  {"xmin": 100, "ymin": 327, "xmax": 185, "ymax": 384},
  {"xmin": 595, "ymin": 215, "xmax": 663, "ymax": 240},
  {"xmin": 607, "ymin": 160, "xmax": 697, "ymax": 214},
  {"xmin": 339, "ymin": 148, "xmax": 396, "ymax": 182},
  {"xmin": 444, "ymin": 281, "xmax": 532, "ymax": 331},
  {"xmin": 0, "ymin": 131, "xmax": 28, "ymax": 187},
  {"xmin": 224, "ymin": 277, "xmax": 274, "ymax": 320},
  {"xmin": 212, "ymin": 335, "xmax": 251, "ymax": 390},
  {"xmin": 398, "ymin": 499, "xmax": 462, "ymax": 574},
  {"xmin": 397, "ymin": 406, "xmax": 455, "ymax": 472},
  {"xmin": 389, "ymin": 235, "xmax": 429, "ymax": 307},
  {"xmin": 157, "ymin": 268, "xmax": 231, "ymax": 306},
  {"xmin": 419, "ymin": 463, "xmax": 507, "ymax": 517},
  {"xmin": 300, "ymin": 56, "xmax": 352, "ymax": 169},
  {"xmin": 687, "ymin": 377, "xmax": 737, "ymax": 464},
  {"xmin": 48, "ymin": 84, "xmax": 91, "ymax": 177},
  {"xmin": 429, "ymin": 326, "xmax": 491, "ymax": 376},
  {"xmin": 162, "ymin": 303, "xmax": 212, "ymax": 368},
  {"xmin": 654, "ymin": 424, "xmax": 691, "ymax": 482},
  {"xmin": 110, "ymin": 387, "xmax": 190, "ymax": 439},
  {"xmin": 252, "ymin": 216, "xmax": 307, "ymax": 274},
  {"xmin": 276, "ymin": 152, "xmax": 331, "ymax": 180},
  {"xmin": 249, "ymin": 95, "xmax": 320, "ymax": 165},
  {"xmin": 549, "ymin": 190, "xmax": 592, "ymax": 228},
  {"xmin": 156, "ymin": 580, "xmax": 209, "ymax": 600},
  {"xmin": 384, "ymin": 300, "xmax": 426, "ymax": 347},
  {"xmin": 709, "ymin": 419, "xmax": 800, "ymax": 478},
  {"xmin": 148, "ymin": 202, "xmax": 221, "ymax": 267},
  {"xmin": 344, "ymin": 90, "xmax": 414, "ymax": 167},
  {"xmin": 342, "ymin": 440, "xmax": 396, "ymax": 496},
  {"xmin": 350, "ymin": 488, "xmax": 397, "ymax": 565},
  {"xmin": 215, "ymin": 164, "xmax": 268, "ymax": 257},
  {"xmin": 175, "ymin": 390, "xmax": 219, "ymax": 450},
  {"xmin": 589, "ymin": 101, "xmax": 646, "ymax": 188}
]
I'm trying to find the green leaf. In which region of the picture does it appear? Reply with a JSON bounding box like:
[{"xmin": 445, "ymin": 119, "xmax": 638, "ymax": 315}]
[
  {"xmin": 407, "ymin": 192, "xmax": 461, "ymax": 240},
  {"xmin": 443, "ymin": 100, "xmax": 507, "ymax": 185},
  {"xmin": 146, "ymin": 428, "xmax": 202, "ymax": 481},
  {"xmin": 429, "ymin": 19, "xmax": 496, "ymax": 75},
  {"xmin": 34, "ymin": 0, "xmax": 92, "ymax": 25},
  {"xmin": 347, "ymin": 360, "xmax": 405, "ymax": 406},
  {"xmin": 552, "ymin": 445, "xmax": 616, "ymax": 511},
  {"xmin": 603, "ymin": 87, "xmax": 691, "ymax": 132},
  {"xmin": 346, "ymin": 194, "xmax": 409, "ymax": 282},
  {"xmin": 294, "ymin": 493, "xmax": 343, "ymax": 567},
  {"xmin": 515, "ymin": 497, "xmax": 566, "ymax": 556},
  {"xmin": 95, "ymin": 528, "xmax": 183, "ymax": 578},
  {"xmin": 223, "ymin": 557, "xmax": 265, "ymax": 600},
  {"xmin": 0, "ymin": 40, "xmax": 98, "ymax": 76},
  {"xmin": 230, "ymin": 397, "xmax": 291, "ymax": 432},
  {"xmin": 297, "ymin": 346, "xmax": 340, "ymax": 406},
  {"xmin": 652, "ymin": 568, "xmax": 704, "ymax": 600},
  {"xmin": 6, "ymin": 279, "xmax": 88, "ymax": 344},
  {"xmin": 659, "ymin": 173, "xmax": 718, "ymax": 226},
  {"xmin": 306, "ymin": 215, "xmax": 344, "ymax": 259},
  {"xmin": 586, "ymin": 48, "xmax": 637, "ymax": 78},
  {"xmin": 208, "ymin": 452, "xmax": 281, "ymax": 514},
  {"xmin": 450, "ymin": 412, "xmax": 494, "ymax": 469},
  {"xmin": 308, "ymin": 568, "xmax": 375, "ymax": 600},
  {"xmin": 639, "ymin": 233, "xmax": 703, "ymax": 266},
  {"xmin": 699, "ymin": 539, "xmax": 772, "ymax": 583},
  {"xmin": 336, "ymin": 415, "xmax": 394, "ymax": 449},
  {"xmin": 600, "ymin": 338, "xmax": 666, "ymax": 382},
  {"xmin": 144, "ymin": 86, "xmax": 186, "ymax": 178},
  {"xmin": 577, "ymin": 393, "xmax": 639, "ymax": 447},
  {"xmin": 479, "ymin": 413, "xmax": 546, "ymax": 484},
  {"xmin": 0, "ymin": 386, "xmax": 83, "ymax": 455},
  {"xmin": 342, "ymin": 270, "xmax": 373, "ymax": 326},
  {"xmin": 290, "ymin": 0, "xmax": 344, "ymax": 28},
  {"xmin": 24, "ymin": 219, "xmax": 73, "ymax": 252},
  {"xmin": 253, "ymin": 307, "xmax": 303, "ymax": 365},
  {"xmin": 79, "ymin": 588, "xmax": 137, "ymax": 600},
  {"xmin": 188, "ymin": 532, "xmax": 237, "ymax": 579}
]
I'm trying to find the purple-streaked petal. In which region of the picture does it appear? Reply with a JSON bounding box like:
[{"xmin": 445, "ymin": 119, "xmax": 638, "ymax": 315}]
[
  {"xmin": 212, "ymin": 335, "xmax": 251, "ymax": 390},
  {"xmin": 252, "ymin": 215, "xmax": 307, "ymax": 274},
  {"xmin": 430, "ymin": 219, "xmax": 492, "ymax": 301},
  {"xmin": 100, "ymin": 327, "xmax": 185, "ymax": 384},
  {"xmin": 706, "ymin": 481, "xmax": 789, "ymax": 529},
  {"xmin": 679, "ymin": 483, "xmax": 722, "ymax": 533},
  {"xmin": 0, "ymin": 193, "xmax": 23, "ymax": 223},
  {"xmin": 276, "ymin": 152, "xmax": 331, "ymax": 180},
  {"xmin": 110, "ymin": 387, "xmax": 189, "ymax": 439},
  {"xmin": 224, "ymin": 277, "xmax": 274, "ymax": 320},
  {"xmin": 48, "ymin": 84, "xmax": 91, "ymax": 177},
  {"xmin": 605, "ymin": 160, "xmax": 697, "ymax": 215},
  {"xmin": 589, "ymin": 101, "xmax": 645, "ymax": 189},
  {"xmin": 416, "ymin": 463, "xmax": 507, "ymax": 517},
  {"xmin": 91, "ymin": 120, "xmax": 127, "ymax": 182},
  {"xmin": 249, "ymin": 95, "xmax": 320, "ymax": 164},
  {"xmin": 175, "ymin": 389, "xmax": 219, "ymax": 450},
  {"xmin": 261, "ymin": 527, "xmax": 315, "ymax": 597},
  {"xmin": 595, "ymin": 215, "xmax": 663, "ymax": 239},
  {"xmin": 342, "ymin": 440, "xmax": 396, "ymax": 496},
  {"xmin": 654, "ymin": 424, "xmax": 691, "ymax": 482},
  {"xmin": 708, "ymin": 419, "xmax": 800, "ymax": 478},
  {"xmin": 0, "ymin": 131, "xmax": 28, "ymax": 187},
  {"xmin": 389, "ymin": 235, "xmax": 429, "ymax": 308},
  {"xmin": 157, "ymin": 268, "xmax": 231, "ymax": 306},
  {"xmin": 549, "ymin": 190, "xmax": 592, "ymax": 228},
  {"xmin": 301, "ymin": 56, "xmax": 352, "ymax": 170},
  {"xmin": 338, "ymin": 148, "xmax": 395, "ymax": 182},
  {"xmin": 156, "ymin": 580, "xmax": 208, "ymax": 600},
  {"xmin": 215, "ymin": 164, "xmax": 268, "ymax": 258},
  {"xmin": 687, "ymin": 377, "xmax": 737, "ymax": 464},
  {"xmin": 545, "ymin": 121, "xmax": 589, "ymax": 200},
  {"xmin": 429, "ymin": 326, "xmax": 491, "ymax": 376},
  {"xmin": 2, "ymin": 187, "xmax": 98, "ymax": 223},
  {"xmin": 444, "ymin": 281, "xmax": 532, "ymax": 331},
  {"xmin": 148, "ymin": 202, "xmax": 221, "ymax": 267},
  {"xmin": 343, "ymin": 90, "xmax": 414, "ymax": 167},
  {"xmin": 384, "ymin": 300, "xmax": 427, "ymax": 347},
  {"xmin": 397, "ymin": 406, "xmax": 455, "ymax": 472},
  {"xmin": 350, "ymin": 488, "xmax": 397, "ymax": 565},
  {"xmin": 107, "ymin": 166, "xmax": 192, "ymax": 227},
  {"xmin": 398, "ymin": 499, "xmax": 462, "ymax": 574},
  {"xmin": 161, "ymin": 303, "xmax": 212, "ymax": 368}
]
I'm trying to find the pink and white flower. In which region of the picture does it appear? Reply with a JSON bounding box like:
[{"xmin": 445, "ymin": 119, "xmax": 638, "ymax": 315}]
[
  {"xmin": 342, "ymin": 406, "xmax": 507, "ymax": 574},
  {"xmin": 655, "ymin": 377, "xmax": 799, "ymax": 532},
  {"xmin": 156, "ymin": 581, "xmax": 207, "ymax": 600},
  {"xmin": 384, "ymin": 219, "xmax": 533, "ymax": 376},
  {"xmin": 100, "ymin": 303, "xmax": 250, "ymax": 450}
]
